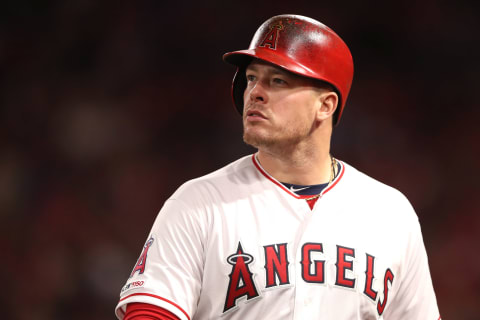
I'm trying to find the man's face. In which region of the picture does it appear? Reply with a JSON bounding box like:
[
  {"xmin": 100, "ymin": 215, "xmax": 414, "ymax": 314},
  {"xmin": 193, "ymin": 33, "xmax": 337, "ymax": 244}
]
[{"xmin": 242, "ymin": 60, "xmax": 324, "ymax": 150}]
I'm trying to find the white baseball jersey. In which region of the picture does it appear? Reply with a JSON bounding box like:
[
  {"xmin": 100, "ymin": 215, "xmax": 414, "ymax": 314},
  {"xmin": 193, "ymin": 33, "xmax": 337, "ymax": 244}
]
[{"xmin": 115, "ymin": 154, "xmax": 440, "ymax": 320}]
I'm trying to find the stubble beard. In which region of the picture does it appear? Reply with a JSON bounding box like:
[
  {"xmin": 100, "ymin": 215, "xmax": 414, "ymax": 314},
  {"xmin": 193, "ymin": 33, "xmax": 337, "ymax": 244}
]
[{"xmin": 242, "ymin": 120, "xmax": 313, "ymax": 154}]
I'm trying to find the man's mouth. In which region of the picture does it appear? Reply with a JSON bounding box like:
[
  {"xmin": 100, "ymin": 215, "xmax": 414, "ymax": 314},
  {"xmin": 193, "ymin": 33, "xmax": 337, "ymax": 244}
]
[{"xmin": 245, "ymin": 109, "xmax": 267, "ymax": 119}]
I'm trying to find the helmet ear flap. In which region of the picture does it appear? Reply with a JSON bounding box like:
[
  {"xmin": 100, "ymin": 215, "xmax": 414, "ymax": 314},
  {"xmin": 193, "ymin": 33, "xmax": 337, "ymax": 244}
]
[{"xmin": 232, "ymin": 66, "xmax": 248, "ymax": 115}]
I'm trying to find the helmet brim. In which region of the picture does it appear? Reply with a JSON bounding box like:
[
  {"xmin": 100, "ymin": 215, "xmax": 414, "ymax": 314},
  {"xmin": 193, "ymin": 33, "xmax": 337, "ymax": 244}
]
[{"xmin": 223, "ymin": 48, "xmax": 317, "ymax": 81}]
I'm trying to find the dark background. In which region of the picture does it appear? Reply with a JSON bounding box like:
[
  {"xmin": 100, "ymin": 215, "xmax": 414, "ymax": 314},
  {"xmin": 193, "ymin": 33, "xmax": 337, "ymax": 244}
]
[{"xmin": 1, "ymin": 0, "xmax": 479, "ymax": 319}]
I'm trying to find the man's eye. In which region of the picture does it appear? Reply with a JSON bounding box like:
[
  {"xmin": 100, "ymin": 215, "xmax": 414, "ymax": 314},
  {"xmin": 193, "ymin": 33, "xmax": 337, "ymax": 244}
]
[
  {"xmin": 246, "ymin": 75, "xmax": 256, "ymax": 82},
  {"xmin": 273, "ymin": 78, "xmax": 287, "ymax": 85}
]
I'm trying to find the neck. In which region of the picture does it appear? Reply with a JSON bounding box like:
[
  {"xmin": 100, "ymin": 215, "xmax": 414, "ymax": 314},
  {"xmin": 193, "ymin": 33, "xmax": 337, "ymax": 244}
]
[{"xmin": 256, "ymin": 135, "xmax": 332, "ymax": 185}]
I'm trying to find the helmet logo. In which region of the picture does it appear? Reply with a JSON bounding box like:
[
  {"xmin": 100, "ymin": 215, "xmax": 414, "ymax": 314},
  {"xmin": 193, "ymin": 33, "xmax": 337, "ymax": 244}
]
[{"xmin": 259, "ymin": 23, "xmax": 283, "ymax": 50}]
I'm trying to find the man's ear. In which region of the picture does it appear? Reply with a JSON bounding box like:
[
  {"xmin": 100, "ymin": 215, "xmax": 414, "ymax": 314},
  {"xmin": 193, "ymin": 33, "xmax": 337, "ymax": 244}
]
[{"xmin": 316, "ymin": 91, "xmax": 338, "ymax": 122}]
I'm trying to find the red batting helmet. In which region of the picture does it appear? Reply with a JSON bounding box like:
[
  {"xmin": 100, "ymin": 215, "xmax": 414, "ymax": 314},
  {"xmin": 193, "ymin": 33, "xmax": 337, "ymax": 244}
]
[{"xmin": 223, "ymin": 14, "xmax": 354, "ymax": 125}]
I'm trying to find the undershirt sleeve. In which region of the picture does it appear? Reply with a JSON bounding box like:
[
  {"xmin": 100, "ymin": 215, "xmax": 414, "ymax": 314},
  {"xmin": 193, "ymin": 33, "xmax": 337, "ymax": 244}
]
[{"xmin": 124, "ymin": 303, "xmax": 181, "ymax": 320}]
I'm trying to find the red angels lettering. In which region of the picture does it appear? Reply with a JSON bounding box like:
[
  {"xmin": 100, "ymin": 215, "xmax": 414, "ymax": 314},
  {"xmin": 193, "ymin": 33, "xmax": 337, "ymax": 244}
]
[
  {"xmin": 223, "ymin": 242, "xmax": 260, "ymax": 313},
  {"xmin": 130, "ymin": 237, "xmax": 154, "ymax": 277},
  {"xmin": 222, "ymin": 240, "xmax": 393, "ymax": 314},
  {"xmin": 363, "ymin": 253, "xmax": 378, "ymax": 301},
  {"xmin": 377, "ymin": 268, "xmax": 394, "ymax": 315},
  {"xmin": 335, "ymin": 245, "xmax": 356, "ymax": 288},
  {"xmin": 259, "ymin": 24, "xmax": 283, "ymax": 50},
  {"xmin": 301, "ymin": 242, "xmax": 325, "ymax": 283},
  {"xmin": 263, "ymin": 243, "xmax": 290, "ymax": 288}
]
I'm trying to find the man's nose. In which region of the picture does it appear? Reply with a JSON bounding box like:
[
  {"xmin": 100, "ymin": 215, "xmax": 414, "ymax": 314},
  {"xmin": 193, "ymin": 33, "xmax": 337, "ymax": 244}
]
[{"xmin": 248, "ymin": 81, "xmax": 268, "ymax": 104}]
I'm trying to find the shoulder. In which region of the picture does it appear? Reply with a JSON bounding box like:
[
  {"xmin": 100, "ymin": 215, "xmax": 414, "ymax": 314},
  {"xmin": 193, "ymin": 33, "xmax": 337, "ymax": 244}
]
[
  {"xmin": 338, "ymin": 161, "xmax": 418, "ymax": 221},
  {"xmin": 341, "ymin": 161, "xmax": 409, "ymax": 200},
  {"xmin": 151, "ymin": 156, "xmax": 258, "ymax": 233},
  {"xmin": 168, "ymin": 154, "xmax": 258, "ymax": 204}
]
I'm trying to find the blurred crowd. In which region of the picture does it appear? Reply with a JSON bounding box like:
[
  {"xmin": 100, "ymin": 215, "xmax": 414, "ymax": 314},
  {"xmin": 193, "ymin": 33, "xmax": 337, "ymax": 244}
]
[{"xmin": 1, "ymin": 1, "xmax": 479, "ymax": 319}]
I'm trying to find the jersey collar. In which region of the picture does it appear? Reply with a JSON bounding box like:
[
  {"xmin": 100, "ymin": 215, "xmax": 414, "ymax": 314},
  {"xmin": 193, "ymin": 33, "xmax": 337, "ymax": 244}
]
[{"xmin": 251, "ymin": 154, "xmax": 345, "ymax": 199}]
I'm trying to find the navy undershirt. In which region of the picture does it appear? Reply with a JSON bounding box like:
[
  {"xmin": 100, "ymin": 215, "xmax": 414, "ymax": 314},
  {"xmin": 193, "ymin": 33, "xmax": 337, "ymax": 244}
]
[{"xmin": 280, "ymin": 162, "xmax": 341, "ymax": 196}]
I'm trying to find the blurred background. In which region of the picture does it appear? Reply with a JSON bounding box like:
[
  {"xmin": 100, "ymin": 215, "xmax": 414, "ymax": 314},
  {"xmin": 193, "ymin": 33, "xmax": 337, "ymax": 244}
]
[{"xmin": 1, "ymin": 0, "xmax": 479, "ymax": 319}]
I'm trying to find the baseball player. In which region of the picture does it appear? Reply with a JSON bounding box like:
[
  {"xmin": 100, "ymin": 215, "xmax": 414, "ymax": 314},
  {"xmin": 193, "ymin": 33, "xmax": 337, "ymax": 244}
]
[{"xmin": 115, "ymin": 15, "xmax": 441, "ymax": 320}]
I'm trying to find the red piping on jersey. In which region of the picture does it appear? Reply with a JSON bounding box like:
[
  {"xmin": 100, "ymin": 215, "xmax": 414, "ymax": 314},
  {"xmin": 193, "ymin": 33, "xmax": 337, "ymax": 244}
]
[
  {"xmin": 251, "ymin": 154, "xmax": 345, "ymax": 199},
  {"xmin": 322, "ymin": 159, "xmax": 345, "ymax": 195},
  {"xmin": 119, "ymin": 292, "xmax": 190, "ymax": 320}
]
